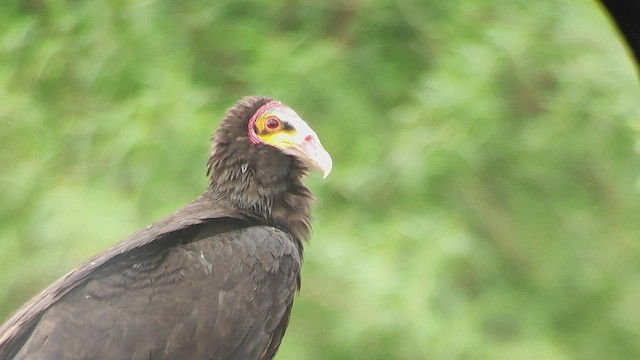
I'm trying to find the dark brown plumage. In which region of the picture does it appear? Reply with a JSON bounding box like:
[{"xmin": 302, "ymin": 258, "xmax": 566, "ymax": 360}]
[{"xmin": 0, "ymin": 96, "xmax": 331, "ymax": 360}]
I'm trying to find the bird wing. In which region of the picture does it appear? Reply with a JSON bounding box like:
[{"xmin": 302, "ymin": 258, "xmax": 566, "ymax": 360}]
[{"xmin": 0, "ymin": 195, "xmax": 300, "ymax": 360}]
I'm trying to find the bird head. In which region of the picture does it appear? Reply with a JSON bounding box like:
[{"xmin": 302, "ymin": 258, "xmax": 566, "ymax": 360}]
[{"xmin": 247, "ymin": 101, "xmax": 332, "ymax": 179}]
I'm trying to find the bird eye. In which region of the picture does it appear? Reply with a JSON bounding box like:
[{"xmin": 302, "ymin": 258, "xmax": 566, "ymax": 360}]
[{"xmin": 265, "ymin": 117, "xmax": 281, "ymax": 130}]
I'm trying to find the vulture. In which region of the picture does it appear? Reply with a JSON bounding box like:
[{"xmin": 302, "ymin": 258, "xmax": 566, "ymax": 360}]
[{"xmin": 0, "ymin": 96, "xmax": 332, "ymax": 360}]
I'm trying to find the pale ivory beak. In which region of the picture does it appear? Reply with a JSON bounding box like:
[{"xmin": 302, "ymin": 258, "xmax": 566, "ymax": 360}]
[
  {"xmin": 286, "ymin": 133, "xmax": 332, "ymax": 179},
  {"xmin": 269, "ymin": 106, "xmax": 333, "ymax": 178}
]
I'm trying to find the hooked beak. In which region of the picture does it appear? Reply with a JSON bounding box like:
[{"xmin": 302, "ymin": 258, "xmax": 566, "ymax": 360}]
[
  {"xmin": 253, "ymin": 104, "xmax": 332, "ymax": 178},
  {"xmin": 284, "ymin": 133, "xmax": 332, "ymax": 179}
]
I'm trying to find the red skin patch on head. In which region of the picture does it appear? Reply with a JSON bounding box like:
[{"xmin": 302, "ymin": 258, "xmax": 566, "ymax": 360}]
[{"xmin": 248, "ymin": 101, "xmax": 283, "ymax": 144}]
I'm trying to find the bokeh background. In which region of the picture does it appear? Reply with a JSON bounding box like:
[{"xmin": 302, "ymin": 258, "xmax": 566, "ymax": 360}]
[{"xmin": 1, "ymin": 1, "xmax": 640, "ymax": 359}]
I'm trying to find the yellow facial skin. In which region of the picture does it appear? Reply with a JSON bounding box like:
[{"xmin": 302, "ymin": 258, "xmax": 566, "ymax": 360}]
[
  {"xmin": 254, "ymin": 115, "xmax": 296, "ymax": 147},
  {"xmin": 253, "ymin": 106, "xmax": 332, "ymax": 178}
]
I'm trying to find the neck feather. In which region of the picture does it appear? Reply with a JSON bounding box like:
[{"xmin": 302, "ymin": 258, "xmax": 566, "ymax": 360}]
[{"xmin": 206, "ymin": 142, "xmax": 313, "ymax": 252}]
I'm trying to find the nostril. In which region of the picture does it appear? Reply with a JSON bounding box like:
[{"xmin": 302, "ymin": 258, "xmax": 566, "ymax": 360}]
[{"xmin": 304, "ymin": 135, "xmax": 314, "ymax": 143}]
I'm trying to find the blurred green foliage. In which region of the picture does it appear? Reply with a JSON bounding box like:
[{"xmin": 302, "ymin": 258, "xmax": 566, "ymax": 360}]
[{"xmin": 1, "ymin": 0, "xmax": 640, "ymax": 359}]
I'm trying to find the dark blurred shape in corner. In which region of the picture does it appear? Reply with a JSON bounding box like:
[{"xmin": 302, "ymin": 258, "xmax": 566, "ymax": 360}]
[{"xmin": 600, "ymin": 0, "xmax": 640, "ymax": 73}]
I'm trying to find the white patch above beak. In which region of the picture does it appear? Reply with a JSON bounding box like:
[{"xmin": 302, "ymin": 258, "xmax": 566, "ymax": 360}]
[{"xmin": 273, "ymin": 107, "xmax": 333, "ymax": 178}]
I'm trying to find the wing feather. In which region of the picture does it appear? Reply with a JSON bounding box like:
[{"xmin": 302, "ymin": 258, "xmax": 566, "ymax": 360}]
[{"xmin": 1, "ymin": 202, "xmax": 299, "ymax": 360}]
